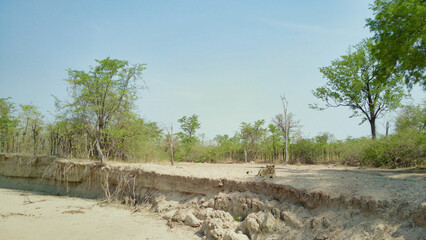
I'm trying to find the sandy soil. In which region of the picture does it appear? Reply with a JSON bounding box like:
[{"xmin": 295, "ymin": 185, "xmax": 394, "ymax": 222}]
[
  {"xmin": 111, "ymin": 161, "xmax": 426, "ymax": 207},
  {"xmin": 0, "ymin": 188, "xmax": 201, "ymax": 240},
  {"xmin": 1, "ymin": 156, "xmax": 425, "ymax": 240}
]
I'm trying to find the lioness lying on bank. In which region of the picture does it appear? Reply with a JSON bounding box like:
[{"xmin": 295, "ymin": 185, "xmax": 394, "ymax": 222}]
[{"xmin": 257, "ymin": 164, "xmax": 276, "ymax": 178}]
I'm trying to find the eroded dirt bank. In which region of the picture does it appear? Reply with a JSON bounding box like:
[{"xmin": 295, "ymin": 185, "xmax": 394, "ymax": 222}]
[{"xmin": 0, "ymin": 154, "xmax": 425, "ymax": 240}]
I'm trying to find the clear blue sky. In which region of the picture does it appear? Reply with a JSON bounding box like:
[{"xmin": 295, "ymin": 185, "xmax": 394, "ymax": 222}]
[{"xmin": 0, "ymin": 0, "xmax": 423, "ymax": 140}]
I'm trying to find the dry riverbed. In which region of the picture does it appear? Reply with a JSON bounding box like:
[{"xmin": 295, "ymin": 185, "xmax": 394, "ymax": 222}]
[
  {"xmin": 0, "ymin": 188, "xmax": 201, "ymax": 240},
  {"xmin": 1, "ymin": 156, "xmax": 425, "ymax": 240}
]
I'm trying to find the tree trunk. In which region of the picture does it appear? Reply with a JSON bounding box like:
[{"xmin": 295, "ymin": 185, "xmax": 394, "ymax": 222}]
[
  {"xmin": 369, "ymin": 118, "xmax": 377, "ymax": 140},
  {"xmin": 285, "ymin": 132, "xmax": 289, "ymax": 164},
  {"xmin": 244, "ymin": 147, "xmax": 248, "ymax": 163},
  {"xmin": 385, "ymin": 121, "xmax": 390, "ymax": 137},
  {"xmin": 95, "ymin": 139, "xmax": 105, "ymax": 163},
  {"xmin": 170, "ymin": 125, "xmax": 174, "ymax": 166}
]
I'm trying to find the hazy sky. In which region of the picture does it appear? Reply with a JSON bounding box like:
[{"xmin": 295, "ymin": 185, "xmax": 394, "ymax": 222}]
[{"xmin": 0, "ymin": 0, "xmax": 423, "ymax": 140}]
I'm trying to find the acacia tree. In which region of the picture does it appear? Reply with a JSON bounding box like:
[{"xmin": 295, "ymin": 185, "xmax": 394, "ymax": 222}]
[
  {"xmin": 65, "ymin": 57, "xmax": 146, "ymax": 161},
  {"xmin": 311, "ymin": 39, "xmax": 405, "ymax": 139},
  {"xmin": 366, "ymin": 0, "xmax": 425, "ymax": 88}
]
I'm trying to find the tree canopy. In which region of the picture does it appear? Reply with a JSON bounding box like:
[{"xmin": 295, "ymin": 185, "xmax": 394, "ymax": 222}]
[
  {"xmin": 64, "ymin": 57, "xmax": 146, "ymax": 158},
  {"xmin": 311, "ymin": 39, "xmax": 405, "ymax": 139},
  {"xmin": 240, "ymin": 120, "xmax": 266, "ymax": 162},
  {"xmin": 366, "ymin": 0, "xmax": 425, "ymax": 89},
  {"xmin": 395, "ymin": 101, "xmax": 426, "ymax": 133},
  {"xmin": 177, "ymin": 114, "xmax": 200, "ymax": 142}
]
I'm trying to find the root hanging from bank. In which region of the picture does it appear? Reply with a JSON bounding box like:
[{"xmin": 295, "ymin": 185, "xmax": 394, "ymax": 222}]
[{"xmin": 101, "ymin": 171, "xmax": 138, "ymax": 205}]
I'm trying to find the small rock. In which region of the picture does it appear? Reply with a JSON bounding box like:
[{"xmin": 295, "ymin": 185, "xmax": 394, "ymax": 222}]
[
  {"xmin": 151, "ymin": 195, "xmax": 167, "ymax": 212},
  {"xmin": 202, "ymin": 199, "xmax": 214, "ymax": 208},
  {"xmin": 196, "ymin": 208, "xmax": 214, "ymax": 220},
  {"xmin": 241, "ymin": 215, "xmax": 260, "ymax": 236},
  {"xmin": 369, "ymin": 222, "xmax": 389, "ymax": 237},
  {"xmin": 322, "ymin": 217, "xmax": 331, "ymax": 228},
  {"xmin": 185, "ymin": 212, "xmax": 202, "ymax": 227},
  {"xmin": 413, "ymin": 202, "xmax": 426, "ymax": 227},
  {"xmin": 201, "ymin": 218, "xmax": 226, "ymax": 240},
  {"xmin": 171, "ymin": 210, "xmax": 187, "ymax": 222},
  {"xmin": 167, "ymin": 219, "xmax": 175, "ymax": 228},
  {"xmin": 251, "ymin": 198, "xmax": 265, "ymax": 212},
  {"xmin": 314, "ymin": 233, "xmax": 329, "ymax": 240},
  {"xmin": 310, "ymin": 218, "xmax": 319, "ymax": 229},
  {"xmin": 223, "ymin": 230, "xmax": 250, "ymax": 240},
  {"xmin": 259, "ymin": 212, "xmax": 276, "ymax": 232},
  {"xmin": 396, "ymin": 202, "xmax": 413, "ymax": 220},
  {"xmin": 162, "ymin": 210, "xmax": 177, "ymax": 220},
  {"xmin": 200, "ymin": 210, "xmax": 239, "ymax": 240},
  {"xmin": 281, "ymin": 211, "xmax": 304, "ymax": 229},
  {"xmin": 271, "ymin": 208, "xmax": 281, "ymax": 218}
]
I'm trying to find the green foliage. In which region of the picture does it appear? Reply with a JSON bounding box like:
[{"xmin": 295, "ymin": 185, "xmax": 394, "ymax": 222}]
[
  {"xmin": 177, "ymin": 114, "xmax": 200, "ymax": 143},
  {"xmin": 47, "ymin": 119, "xmax": 85, "ymax": 157},
  {"xmin": 395, "ymin": 102, "xmax": 426, "ymax": 133},
  {"xmin": 0, "ymin": 98, "xmax": 18, "ymax": 152},
  {"xmin": 362, "ymin": 131, "xmax": 425, "ymax": 168},
  {"xmin": 106, "ymin": 116, "xmax": 165, "ymax": 161},
  {"xmin": 65, "ymin": 57, "xmax": 146, "ymax": 151},
  {"xmin": 289, "ymin": 131, "xmax": 425, "ymax": 168},
  {"xmin": 337, "ymin": 137, "xmax": 373, "ymax": 166},
  {"xmin": 290, "ymin": 139, "xmax": 319, "ymax": 164},
  {"xmin": 214, "ymin": 134, "xmax": 243, "ymax": 161},
  {"xmin": 240, "ymin": 120, "xmax": 266, "ymax": 162},
  {"xmin": 19, "ymin": 104, "xmax": 44, "ymax": 155},
  {"xmin": 56, "ymin": 58, "xmax": 150, "ymax": 160},
  {"xmin": 366, "ymin": 0, "xmax": 426, "ymax": 88},
  {"xmin": 175, "ymin": 114, "xmax": 202, "ymax": 161},
  {"xmin": 311, "ymin": 38, "xmax": 405, "ymax": 139},
  {"xmin": 1, "ymin": 55, "xmax": 421, "ymax": 168}
]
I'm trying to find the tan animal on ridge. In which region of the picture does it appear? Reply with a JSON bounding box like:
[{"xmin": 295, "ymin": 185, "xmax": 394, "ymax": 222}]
[{"xmin": 257, "ymin": 164, "xmax": 276, "ymax": 178}]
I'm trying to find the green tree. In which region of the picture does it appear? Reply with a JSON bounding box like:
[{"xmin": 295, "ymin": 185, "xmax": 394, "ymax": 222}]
[
  {"xmin": 177, "ymin": 114, "xmax": 200, "ymax": 143},
  {"xmin": 107, "ymin": 116, "xmax": 163, "ymax": 160},
  {"xmin": 0, "ymin": 98, "xmax": 18, "ymax": 153},
  {"xmin": 240, "ymin": 120, "xmax": 266, "ymax": 163},
  {"xmin": 64, "ymin": 57, "xmax": 146, "ymax": 160},
  {"xmin": 366, "ymin": 0, "xmax": 425, "ymax": 88},
  {"xmin": 311, "ymin": 39, "xmax": 405, "ymax": 139},
  {"xmin": 267, "ymin": 124, "xmax": 281, "ymax": 161},
  {"xmin": 394, "ymin": 101, "xmax": 426, "ymax": 133},
  {"xmin": 19, "ymin": 104, "xmax": 43, "ymax": 155},
  {"xmin": 174, "ymin": 114, "xmax": 201, "ymax": 161}
]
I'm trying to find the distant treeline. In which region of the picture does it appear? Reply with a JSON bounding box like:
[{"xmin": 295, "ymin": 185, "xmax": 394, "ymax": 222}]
[
  {"xmin": 1, "ymin": 0, "xmax": 425, "ymax": 168},
  {"xmin": 0, "ymin": 93, "xmax": 424, "ymax": 168}
]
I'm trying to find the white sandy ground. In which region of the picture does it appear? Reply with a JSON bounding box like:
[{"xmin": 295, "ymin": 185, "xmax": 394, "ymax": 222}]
[{"xmin": 0, "ymin": 188, "xmax": 201, "ymax": 240}]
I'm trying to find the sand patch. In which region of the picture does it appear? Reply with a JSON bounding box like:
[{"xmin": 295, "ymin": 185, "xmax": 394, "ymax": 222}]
[{"xmin": 0, "ymin": 188, "xmax": 201, "ymax": 240}]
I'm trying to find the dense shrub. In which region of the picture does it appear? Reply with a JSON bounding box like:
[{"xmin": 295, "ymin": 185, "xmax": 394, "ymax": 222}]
[
  {"xmin": 290, "ymin": 139, "xmax": 321, "ymax": 164},
  {"xmin": 362, "ymin": 131, "xmax": 425, "ymax": 168},
  {"xmin": 337, "ymin": 138, "xmax": 372, "ymax": 166}
]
